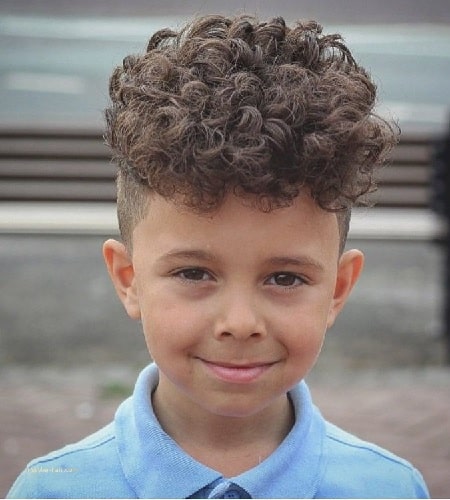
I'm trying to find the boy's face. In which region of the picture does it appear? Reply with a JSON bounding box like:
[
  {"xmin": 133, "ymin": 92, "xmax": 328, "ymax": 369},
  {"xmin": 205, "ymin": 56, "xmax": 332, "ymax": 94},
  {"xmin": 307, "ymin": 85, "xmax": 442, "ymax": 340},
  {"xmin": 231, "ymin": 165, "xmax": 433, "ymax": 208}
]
[{"xmin": 104, "ymin": 192, "xmax": 363, "ymax": 420}]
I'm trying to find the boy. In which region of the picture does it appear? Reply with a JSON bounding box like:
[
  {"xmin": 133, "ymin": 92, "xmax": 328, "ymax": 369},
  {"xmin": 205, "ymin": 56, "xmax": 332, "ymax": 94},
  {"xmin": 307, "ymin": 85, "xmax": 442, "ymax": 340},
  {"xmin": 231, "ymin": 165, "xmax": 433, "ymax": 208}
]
[{"xmin": 8, "ymin": 15, "xmax": 429, "ymax": 498}]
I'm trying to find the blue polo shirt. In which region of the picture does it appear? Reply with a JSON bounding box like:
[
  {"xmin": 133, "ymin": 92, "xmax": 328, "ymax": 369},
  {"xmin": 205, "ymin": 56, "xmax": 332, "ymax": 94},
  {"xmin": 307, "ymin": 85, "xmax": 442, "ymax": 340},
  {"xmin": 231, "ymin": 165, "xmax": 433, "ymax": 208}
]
[{"xmin": 8, "ymin": 363, "xmax": 429, "ymax": 498}]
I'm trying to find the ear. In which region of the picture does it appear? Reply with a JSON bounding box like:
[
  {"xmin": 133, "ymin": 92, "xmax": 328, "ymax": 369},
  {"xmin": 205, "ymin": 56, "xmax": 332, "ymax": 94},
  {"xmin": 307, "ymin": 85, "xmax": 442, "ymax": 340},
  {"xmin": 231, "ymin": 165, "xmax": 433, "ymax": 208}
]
[
  {"xmin": 327, "ymin": 249, "xmax": 364, "ymax": 328},
  {"xmin": 102, "ymin": 239, "xmax": 141, "ymax": 320}
]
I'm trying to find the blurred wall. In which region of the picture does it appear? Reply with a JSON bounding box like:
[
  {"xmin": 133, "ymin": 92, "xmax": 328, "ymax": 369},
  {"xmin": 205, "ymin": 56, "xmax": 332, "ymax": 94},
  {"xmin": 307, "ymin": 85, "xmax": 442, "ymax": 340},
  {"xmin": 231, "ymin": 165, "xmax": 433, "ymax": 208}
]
[{"xmin": 1, "ymin": 0, "xmax": 450, "ymax": 24}]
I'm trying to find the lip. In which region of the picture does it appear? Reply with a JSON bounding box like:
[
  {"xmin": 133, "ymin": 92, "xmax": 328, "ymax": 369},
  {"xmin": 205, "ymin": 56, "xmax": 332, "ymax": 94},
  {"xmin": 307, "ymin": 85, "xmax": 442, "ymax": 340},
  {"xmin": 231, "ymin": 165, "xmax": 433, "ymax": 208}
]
[{"xmin": 199, "ymin": 359, "xmax": 276, "ymax": 384}]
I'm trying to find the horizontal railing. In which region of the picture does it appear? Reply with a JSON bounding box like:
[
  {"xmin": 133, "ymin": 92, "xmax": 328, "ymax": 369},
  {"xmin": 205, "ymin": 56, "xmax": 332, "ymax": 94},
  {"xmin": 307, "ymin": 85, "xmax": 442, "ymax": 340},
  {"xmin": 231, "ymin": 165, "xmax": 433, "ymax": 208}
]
[{"xmin": 0, "ymin": 126, "xmax": 444, "ymax": 240}]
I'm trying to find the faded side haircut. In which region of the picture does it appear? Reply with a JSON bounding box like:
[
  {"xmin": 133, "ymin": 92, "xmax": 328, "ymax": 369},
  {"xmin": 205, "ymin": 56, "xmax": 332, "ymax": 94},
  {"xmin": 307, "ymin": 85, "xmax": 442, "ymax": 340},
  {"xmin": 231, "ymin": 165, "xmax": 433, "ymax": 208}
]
[{"xmin": 105, "ymin": 15, "xmax": 398, "ymax": 250}]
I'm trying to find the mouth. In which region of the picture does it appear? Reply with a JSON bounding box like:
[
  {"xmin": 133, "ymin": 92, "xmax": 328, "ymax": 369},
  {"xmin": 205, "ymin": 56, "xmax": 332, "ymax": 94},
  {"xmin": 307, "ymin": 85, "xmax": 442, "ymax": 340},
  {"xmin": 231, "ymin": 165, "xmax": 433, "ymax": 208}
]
[{"xmin": 199, "ymin": 359, "xmax": 276, "ymax": 384}]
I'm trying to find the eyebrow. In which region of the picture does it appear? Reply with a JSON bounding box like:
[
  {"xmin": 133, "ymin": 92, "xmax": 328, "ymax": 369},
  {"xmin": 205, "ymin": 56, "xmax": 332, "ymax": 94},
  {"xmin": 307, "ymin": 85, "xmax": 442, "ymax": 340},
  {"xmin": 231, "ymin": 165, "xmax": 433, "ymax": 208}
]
[
  {"xmin": 266, "ymin": 256, "xmax": 325, "ymax": 272},
  {"xmin": 157, "ymin": 249, "xmax": 218, "ymax": 263},
  {"xmin": 158, "ymin": 249, "xmax": 324, "ymax": 271}
]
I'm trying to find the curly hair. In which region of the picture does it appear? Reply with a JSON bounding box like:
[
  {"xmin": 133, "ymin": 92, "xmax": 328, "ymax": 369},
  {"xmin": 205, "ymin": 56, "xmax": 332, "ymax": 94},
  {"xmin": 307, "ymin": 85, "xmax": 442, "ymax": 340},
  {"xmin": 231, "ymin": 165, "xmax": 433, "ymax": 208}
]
[{"xmin": 105, "ymin": 15, "xmax": 398, "ymax": 250}]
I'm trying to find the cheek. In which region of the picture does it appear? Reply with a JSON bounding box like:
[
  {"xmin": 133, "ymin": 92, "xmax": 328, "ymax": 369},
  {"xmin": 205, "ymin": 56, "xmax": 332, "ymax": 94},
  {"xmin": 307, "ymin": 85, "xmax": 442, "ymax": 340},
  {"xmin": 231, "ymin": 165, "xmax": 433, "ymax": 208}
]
[
  {"xmin": 137, "ymin": 291, "xmax": 208, "ymax": 354},
  {"xmin": 280, "ymin": 315, "xmax": 327, "ymax": 378},
  {"xmin": 283, "ymin": 321, "xmax": 327, "ymax": 357},
  {"xmin": 272, "ymin": 294, "xmax": 332, "ymax": 349}
]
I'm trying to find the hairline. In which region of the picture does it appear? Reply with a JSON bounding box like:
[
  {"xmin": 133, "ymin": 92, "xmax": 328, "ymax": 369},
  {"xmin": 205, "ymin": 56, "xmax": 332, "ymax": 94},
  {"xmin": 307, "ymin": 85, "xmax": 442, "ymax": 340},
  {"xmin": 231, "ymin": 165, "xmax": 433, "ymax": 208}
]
[{"xmin": 117, "ymin": 179, "xmax": 351, "ymax": 256}]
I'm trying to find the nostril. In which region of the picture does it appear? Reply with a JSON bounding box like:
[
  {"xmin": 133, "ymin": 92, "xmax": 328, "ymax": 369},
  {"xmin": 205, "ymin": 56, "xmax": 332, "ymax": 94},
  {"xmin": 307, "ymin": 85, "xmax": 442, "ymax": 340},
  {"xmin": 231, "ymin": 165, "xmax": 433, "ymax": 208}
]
[{"xmin": 218, "ymin": 330, "xmax": 262, "ymax": 339}]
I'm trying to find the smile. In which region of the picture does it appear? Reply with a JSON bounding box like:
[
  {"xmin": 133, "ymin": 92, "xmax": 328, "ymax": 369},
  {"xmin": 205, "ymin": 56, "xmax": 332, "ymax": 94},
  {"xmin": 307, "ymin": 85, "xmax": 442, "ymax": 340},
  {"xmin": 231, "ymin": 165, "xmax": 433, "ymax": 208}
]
[{"xmin": 199, "ymin": 359, "xmax": 276, "ymax": 384}]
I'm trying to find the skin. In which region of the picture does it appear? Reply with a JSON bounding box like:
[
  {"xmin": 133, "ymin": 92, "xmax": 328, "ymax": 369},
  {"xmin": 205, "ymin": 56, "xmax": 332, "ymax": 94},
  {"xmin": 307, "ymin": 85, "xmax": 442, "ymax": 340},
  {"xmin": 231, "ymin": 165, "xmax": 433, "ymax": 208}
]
[{"xmin": 103, "ymin": 192, "xmax": 364, "ymax": 476}]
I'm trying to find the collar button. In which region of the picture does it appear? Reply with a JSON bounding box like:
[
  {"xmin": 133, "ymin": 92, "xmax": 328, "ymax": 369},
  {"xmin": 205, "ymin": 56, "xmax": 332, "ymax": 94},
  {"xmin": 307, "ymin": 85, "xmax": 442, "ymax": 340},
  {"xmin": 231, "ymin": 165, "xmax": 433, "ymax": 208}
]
[{"xmin": 224, "ymin": 489, "xmax": 240, "ymax": 499}]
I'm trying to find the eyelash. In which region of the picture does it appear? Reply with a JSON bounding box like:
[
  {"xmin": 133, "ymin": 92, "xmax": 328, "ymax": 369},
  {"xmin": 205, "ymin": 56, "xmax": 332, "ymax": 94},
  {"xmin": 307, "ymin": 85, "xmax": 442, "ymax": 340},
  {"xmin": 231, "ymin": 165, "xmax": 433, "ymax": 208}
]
[
  {"xmin": 171, "ymin": 268, "xmax": 307, "ymax": 288},
  {"xmin": 264, "ymin": 273, "xmax": 307, "ymax": 288},
  {"xmin": 173, "ymin": 268, "xmax": 214, "ymax": 283}
]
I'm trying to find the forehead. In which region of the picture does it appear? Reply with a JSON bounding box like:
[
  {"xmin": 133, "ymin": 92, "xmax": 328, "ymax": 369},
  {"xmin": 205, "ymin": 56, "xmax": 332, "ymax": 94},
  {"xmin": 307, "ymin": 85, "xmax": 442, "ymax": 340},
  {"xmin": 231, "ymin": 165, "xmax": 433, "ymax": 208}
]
[{"xmin": 132, "ymin": 192, "xmax": 341, "ymax": 263}]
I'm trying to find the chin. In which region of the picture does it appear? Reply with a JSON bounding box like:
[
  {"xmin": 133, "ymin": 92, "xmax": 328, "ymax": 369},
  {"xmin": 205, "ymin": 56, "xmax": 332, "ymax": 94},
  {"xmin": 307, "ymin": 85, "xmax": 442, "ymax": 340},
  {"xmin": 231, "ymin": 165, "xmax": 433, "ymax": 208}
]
[{"xmin": 204, "ymin": 396, "xmax": 281, "ymax": 419}]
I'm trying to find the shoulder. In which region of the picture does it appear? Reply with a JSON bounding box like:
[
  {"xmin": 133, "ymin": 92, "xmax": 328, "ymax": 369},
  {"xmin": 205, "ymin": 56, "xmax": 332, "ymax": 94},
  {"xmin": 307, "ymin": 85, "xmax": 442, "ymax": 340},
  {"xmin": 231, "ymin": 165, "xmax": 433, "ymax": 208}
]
[
  {"xmin": 318, "ymin": 420, "xmax": 429, "ymax": 498},
  {"xmin": 7, "ymin": 423, "xmax": 135, "ymax": 499}
]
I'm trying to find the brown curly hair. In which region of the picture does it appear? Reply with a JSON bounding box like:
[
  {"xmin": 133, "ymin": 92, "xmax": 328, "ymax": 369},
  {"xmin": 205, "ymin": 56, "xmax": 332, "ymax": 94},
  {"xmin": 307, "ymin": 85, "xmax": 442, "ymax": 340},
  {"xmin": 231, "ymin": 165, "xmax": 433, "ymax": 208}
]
[{"xmin": 105, "ymin": 15, "xmax": 397, "ymax": 250}]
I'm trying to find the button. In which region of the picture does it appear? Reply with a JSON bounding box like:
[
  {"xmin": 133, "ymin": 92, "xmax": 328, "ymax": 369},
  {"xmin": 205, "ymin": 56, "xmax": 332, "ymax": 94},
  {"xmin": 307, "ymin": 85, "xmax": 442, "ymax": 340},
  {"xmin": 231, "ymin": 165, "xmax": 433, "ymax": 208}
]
[{"xmin": 224, "ymin": 489, "xmax": 240, "ymax": 499}]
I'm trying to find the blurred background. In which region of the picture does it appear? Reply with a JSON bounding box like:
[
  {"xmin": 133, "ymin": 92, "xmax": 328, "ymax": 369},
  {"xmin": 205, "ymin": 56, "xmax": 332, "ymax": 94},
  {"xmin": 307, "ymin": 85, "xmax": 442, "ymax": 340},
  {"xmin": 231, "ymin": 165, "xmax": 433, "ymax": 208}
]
[{"xmin": 1, "ymin": 0, "xmax": 449, "ymax": 497}]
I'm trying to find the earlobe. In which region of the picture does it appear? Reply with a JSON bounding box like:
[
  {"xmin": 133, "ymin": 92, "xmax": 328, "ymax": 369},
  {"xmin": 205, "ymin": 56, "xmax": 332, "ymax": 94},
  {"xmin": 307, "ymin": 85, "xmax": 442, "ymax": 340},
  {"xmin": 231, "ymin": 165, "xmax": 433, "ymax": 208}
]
[
  {"xmin": 102, "ymin": 239, "xmax": 141, "ymax": 320},
  {"xmin": 327, "ymin": 249, "xmax": 364, "ymax": 328}
]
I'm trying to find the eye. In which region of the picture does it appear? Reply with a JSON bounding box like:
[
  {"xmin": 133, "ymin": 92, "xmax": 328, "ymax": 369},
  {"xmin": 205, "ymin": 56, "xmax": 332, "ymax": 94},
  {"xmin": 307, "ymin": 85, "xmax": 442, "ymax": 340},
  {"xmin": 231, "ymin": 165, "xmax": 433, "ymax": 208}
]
[
  {"xmin": 174, "ymin": 268, "xmax": 213, "ymax": 282},
  {"xmin": 265, "ymin": 272, "xmax": 305, "ymax": 288}
]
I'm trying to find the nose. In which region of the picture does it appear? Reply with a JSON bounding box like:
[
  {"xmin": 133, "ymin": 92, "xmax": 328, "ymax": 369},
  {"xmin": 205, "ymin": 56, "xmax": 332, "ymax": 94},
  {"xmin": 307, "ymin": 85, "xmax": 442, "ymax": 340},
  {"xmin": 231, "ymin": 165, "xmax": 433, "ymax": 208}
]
[{"xmin": 213, "ymin": 289, "xmax": 266, "ymax": 341}]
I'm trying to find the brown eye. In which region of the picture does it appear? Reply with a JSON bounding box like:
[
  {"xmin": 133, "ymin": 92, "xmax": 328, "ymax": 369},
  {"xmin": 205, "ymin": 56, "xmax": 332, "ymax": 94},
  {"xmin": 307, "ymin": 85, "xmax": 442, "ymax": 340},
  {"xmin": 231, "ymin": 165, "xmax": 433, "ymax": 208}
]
[
  {"xmin": 266, "ymin": 273, "xmax": 303, "ymax": 287},
  {"xmin": 177, "ymin": 268, "xmax": 211, "ymax": 281}
]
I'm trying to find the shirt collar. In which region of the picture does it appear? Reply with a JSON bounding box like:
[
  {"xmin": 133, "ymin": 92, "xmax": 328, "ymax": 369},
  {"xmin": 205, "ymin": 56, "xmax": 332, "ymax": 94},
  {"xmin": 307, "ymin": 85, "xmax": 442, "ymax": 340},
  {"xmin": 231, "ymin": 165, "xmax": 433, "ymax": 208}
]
[{"xmin": 115, "ymin": 363, "xmax": 326, "ymax": 498}]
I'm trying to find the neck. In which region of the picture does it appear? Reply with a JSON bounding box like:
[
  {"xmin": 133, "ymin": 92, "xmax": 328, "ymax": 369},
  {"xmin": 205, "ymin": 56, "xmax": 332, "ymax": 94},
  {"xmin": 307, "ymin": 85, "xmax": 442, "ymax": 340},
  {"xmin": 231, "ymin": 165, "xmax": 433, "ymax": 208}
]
[{"xmin": 151, "ymin": 382, "xmax": 295, "ymax": 476}]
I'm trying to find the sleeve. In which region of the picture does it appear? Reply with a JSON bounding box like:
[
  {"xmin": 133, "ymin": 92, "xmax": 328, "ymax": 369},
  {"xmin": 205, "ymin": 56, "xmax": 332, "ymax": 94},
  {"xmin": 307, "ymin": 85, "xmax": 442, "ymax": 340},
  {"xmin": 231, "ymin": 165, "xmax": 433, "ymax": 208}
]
[
  {"xmin": 7, "ymin": 467, "xmax": 40, "ymax": 499},
  {"xmin": 411, "ymin": 466, "xmax": 430, "ymax": 499}
]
